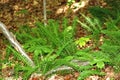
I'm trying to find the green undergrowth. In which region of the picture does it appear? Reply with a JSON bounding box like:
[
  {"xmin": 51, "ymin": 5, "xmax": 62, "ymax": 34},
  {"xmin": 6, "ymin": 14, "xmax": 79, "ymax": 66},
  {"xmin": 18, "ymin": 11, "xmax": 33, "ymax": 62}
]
[
  {"xmin": 1, "ymin": 0, "xmax": 120, "ymax": 80},
  {"xmin": 78, "ymin": 6, "xmax": 120, "ymax": 78},
  {"xmin": 2, "ymin": 13, "xmax": 120, "ymax": 80}
]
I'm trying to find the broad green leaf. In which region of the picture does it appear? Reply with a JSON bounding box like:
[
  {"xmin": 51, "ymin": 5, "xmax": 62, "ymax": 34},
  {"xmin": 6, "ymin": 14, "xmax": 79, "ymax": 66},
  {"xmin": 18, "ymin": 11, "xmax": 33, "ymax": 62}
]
[
  {"xmin": 34, "ymin": 49, "xmax": 42, "ymax": 55},
  {"xmin": 75, "ymin": 37, "xmax": 90, "ymax": 47},
  {"xmin": 96, "ymin": 61, "xmax": 105, "ymax": 69}
]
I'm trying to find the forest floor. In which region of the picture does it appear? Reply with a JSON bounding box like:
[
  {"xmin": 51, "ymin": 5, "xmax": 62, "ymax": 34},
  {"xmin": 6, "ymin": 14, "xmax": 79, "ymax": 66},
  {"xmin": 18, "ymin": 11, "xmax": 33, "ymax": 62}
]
[{"xmin": 0, "ymin": 0, "xmax": 120, "ymax": 80}]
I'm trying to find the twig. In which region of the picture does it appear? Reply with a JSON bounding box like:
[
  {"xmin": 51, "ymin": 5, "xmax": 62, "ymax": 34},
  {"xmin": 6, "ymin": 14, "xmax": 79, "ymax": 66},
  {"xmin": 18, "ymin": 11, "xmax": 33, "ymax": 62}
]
[{"xmin": 0, "ymin": 21, "xmax": 35, "ymax": 67}]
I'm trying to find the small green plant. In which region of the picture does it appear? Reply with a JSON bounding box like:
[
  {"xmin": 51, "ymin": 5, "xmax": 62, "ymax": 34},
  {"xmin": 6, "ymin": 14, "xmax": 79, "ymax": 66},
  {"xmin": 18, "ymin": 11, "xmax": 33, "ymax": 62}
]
[
  {"xmin": 75, "ymin": 37, "xmax": 90, "ymax": 47},
  {"xmin": 67, "ymin": 0, "xmax": 75, "ymax": 6},
  {"xmin": 16, "ymin": 9, "xmax": 28, "ymax": 14}
]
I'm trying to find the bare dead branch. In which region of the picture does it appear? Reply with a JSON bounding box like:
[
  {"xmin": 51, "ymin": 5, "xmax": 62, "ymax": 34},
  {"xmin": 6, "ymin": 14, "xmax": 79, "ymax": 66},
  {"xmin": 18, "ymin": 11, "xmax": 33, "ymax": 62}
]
[
  {"xmin": 0, "ymin": 21, "xmax": 35, "ymax": 67},
  {"xmin": 43, "ymin": 0, "xmax": 47, "ymax": 26},
  {"xmin": 45, "ymin": 61, "xmax": 89, "ymax": 76}
]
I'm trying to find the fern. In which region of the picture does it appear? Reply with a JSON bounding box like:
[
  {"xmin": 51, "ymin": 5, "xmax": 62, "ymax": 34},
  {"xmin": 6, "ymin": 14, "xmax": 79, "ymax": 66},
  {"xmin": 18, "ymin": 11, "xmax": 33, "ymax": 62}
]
[
  {"xmin": 6, "ymin": 46, "xmax": 32, "ymax": 66},
  {"xmin": 39, "ymin": 56, "xmax": 74, "ymax": 75},
  {"xmin": 105, "ymin": 0, "xmax": 120, "ymax": 10},
  {"xmin": 78, "ymin": 15, "xmax": 102, "ymax": 46},
  {"xmin": 5, "ymin": 17, "xmax": 114, "ymax": 79},
  {"xmin": 35, "ymin": 18, "xmax": 77, "ymax": 57},
  {"xmin": 14, "ymin": 63, "xmax": 38, "ymax": 80},
  {"xmin": 75, "ymin": 50, "xmax": 110, "ymax": 69},
  {"xmin": 66, "ymin": 57, "xmax": 105, "ymax": 80},
  {"xmin": 88, "ymin": 6, "xmax": 114, "ymax": 21},
  {"xmin": 100, "ymin": 35, "xmax": 120, "ymax": 71},
  {"xmin": 100, "ymin": 18, "xmax": 120, "ymax": 72},
  {"xmin": 77, "ymin": 70, "xmax": 104, "ymax": 80},
  {"xmin": 3, "ymin": 18, "xmax": 80, "ymax": 79}
]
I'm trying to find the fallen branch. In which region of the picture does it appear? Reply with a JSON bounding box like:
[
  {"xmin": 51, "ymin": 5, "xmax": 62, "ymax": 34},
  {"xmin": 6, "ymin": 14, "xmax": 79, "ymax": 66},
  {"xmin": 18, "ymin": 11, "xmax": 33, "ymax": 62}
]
[
  {"xmin": 45, "ymin": 60, "xmax": 89, "ymax": 76},
  {"xmin": 0, "ymin": 21, "xmax": 35, "ymax": 67}
]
